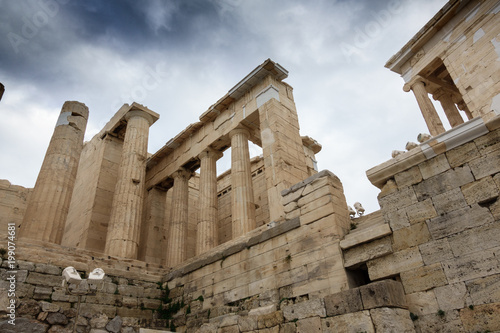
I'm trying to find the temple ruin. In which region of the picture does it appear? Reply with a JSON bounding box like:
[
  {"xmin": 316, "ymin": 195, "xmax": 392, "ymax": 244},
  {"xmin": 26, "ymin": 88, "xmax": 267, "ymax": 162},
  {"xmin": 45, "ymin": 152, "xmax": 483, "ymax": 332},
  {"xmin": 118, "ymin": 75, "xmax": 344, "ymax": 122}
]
[{"xmin": 1, "ymin": 0, "xmax": 500, "ymax": 331}]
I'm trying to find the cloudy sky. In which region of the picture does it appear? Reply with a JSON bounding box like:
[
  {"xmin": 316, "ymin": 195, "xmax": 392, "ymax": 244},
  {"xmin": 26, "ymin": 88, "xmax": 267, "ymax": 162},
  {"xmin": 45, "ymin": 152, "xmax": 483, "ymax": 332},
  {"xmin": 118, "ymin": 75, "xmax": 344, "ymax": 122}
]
[{"xmin": 0, "ymin": 0, "xmax": 449, "ymax": 214}]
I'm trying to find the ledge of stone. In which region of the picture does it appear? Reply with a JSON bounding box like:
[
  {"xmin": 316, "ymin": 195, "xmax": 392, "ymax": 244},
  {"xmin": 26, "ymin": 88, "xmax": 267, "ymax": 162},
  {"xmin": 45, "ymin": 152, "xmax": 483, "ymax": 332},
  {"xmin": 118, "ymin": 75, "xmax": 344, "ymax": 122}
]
[
  {"xmin": 281, "ymin": 170, "xmax": 338, "ymax": 196},
  {"xmin": 366, "ymin": 116, "xmax": 496, "ymax": 189},
  {"xmin": 164, "ymin": 217, "xmax": 301, "ymax": 282},
  {"xmin": 340, "ymin": 224, "xmax": 392, "ymax": 250}
]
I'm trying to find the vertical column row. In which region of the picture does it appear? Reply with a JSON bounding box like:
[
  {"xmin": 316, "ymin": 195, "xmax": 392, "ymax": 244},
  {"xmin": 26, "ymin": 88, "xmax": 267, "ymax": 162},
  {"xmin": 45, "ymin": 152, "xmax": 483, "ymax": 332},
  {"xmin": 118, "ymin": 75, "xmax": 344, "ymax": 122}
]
[
  {"xmin": 105, "ymin": 110, "xmax": 154, "ymax": 259},
  {"xmin": 408, "ymin": 80, "xmax": 446, "ymax": 136}
]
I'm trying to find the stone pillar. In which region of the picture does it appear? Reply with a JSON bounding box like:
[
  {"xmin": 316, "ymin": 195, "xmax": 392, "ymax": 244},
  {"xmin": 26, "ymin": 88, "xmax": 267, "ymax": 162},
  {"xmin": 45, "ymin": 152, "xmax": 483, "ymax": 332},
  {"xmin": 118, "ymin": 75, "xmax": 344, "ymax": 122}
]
[
  {"xmin": 433, "ymin": 89, "xmax": 464, "ymax": 128},
  {"xmin": 166, "ymin": 168, "xmax": 192, "ymax": 266},
  {"xmin": 229, "ymin": 128, "xmax": 256, "ymax": 238},
  {"xmin": 105, "ymin": 110, "xmax": 155, "ymax": 259},
  {"xmin": 457, "ymin": 100, "xmax": 473, "ymax": 120},
  {"xmin": 196, "ymin": 148, "xmax": 223, "ymax": 255},
  {"xmin": 408, "ymin": 80, "xmax": 445, "ymax": 136},
  {"xmin": 20, "ymin": 101, "xmax": 88, "ymax": 244}
]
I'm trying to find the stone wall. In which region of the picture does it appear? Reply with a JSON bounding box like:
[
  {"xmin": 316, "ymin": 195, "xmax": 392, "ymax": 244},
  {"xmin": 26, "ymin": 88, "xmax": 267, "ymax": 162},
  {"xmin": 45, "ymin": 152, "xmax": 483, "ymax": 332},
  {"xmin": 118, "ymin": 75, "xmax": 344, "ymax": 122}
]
[
  {"xmin": 359, "ymin": 114, "xmax": 500, "ymax": 332},
  {"xmin": 0, "ymin": 180, "xmax": 31, "ymax": 237}
]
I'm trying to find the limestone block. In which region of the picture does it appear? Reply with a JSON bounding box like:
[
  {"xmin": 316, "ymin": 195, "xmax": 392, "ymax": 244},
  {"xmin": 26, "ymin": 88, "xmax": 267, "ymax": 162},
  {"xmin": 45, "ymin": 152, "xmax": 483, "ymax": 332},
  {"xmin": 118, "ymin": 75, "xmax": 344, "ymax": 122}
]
[
  {"xmin": 296, "ymin": 316, "xmax": 321, "ymax": 332},
  {"xmin": 414, "ymin": 165, "xmax": 474, "ymax": 201},
  {"xmin": 426, "ymin": 204, "xmax": 494, "ymax": 240},
  {"xmin": 324, "ymin": 288, "xmax": 363, "ymax": 316},
  {"xmin": 419, "ymin": 238, "xmax": 453, "ymax": 265},
  {"xmin": 280, "ymin": 322, "xmax": 297, "ymax": 333},
  {"xmin": 0, "ymin": 318, "xmax": 49, "ymax": 333},
  {"xmin": 238, "ymin": 316, "xmax": 258, "ymax": 332},
  {"xmin": 466, "ymin": 274, "xmax": 500, "ymax": 305},
  {"xmin": 343, "ymin": 236, "xmax": 393, "ymax": 268},
  {"xmin": 359, "ymin": 280, "xmax": 407, "ymax": 310},
  {"xmin": 79, "ymin": 303, "xmax": 117, "ymax": 318},
  {"xmin": 404, "ymin": 199, "xmax": 437, "ymax": 224},
  {"xmin": 321, "ymin": 311, "xmax": 375, "ymax": 333},
  {"xmin": 367, "ymin": 247, "xmax": 423, "ymax": 281},
  {"xmin": 395, "ymin": 166, "xmax": 423, "ymax": 187},
  {"xmin": 468, "ymin": 150, "xmax": 500, "ymax": 179},
  {"xmin": 117, "ymin": 285, "xmax": 145, "ymax": 298},
  {"xmin": 431, "ymin": 188, "xmax": 468, "ymax": 215},
  {"xmin": 340, "ymin": 224, "xmax": 392, "ymax": 250},
  {"xmin": 378, "ymin": 186, "xmax": 418, "ymax": 213},
  {"xmin": 461, "ymin": 176, "xmax": 499, "ymax": 205},
  {"xmin": 281, "ymin": 187, "xmax": 304, "ymax": 205},
  {"xmin": 40, "ymin": 301, "xmax": 60, "ymax": 312},
  {"xmin": 400, "ymin": 263, "xmax": 447, "ymax": 294},
  {"xmin": 256, "ymin": 310, "xmax": 283, "ymax": 329},
  {"xmin": 412, "ymin": 309, "xmax": 464, "ymax": 333},
  {"xmin": 433, "ymin": 282, "xmax": 467, "ymax": 311},
  {"xmin": 35, "ymin": 263, "xmax": 61, "ymax": 275},
  {"xmin": 116, "ymin": 307, "xmax": 153, "ymax": 320},
  {"xmin": 418, "ymin": 154, "xmax": 450, "ymax": 179},
  {"xmin": 474, "ymin": 128, "xmax": 500, "ymax": 155},
  {"xmin": 445, "ymin": 141, "xmax": 479, "ymax": 168},
  {"xmin": 378, "ymin": 179, "xmax": 398, "ymax": 199},
  {"xmin": 459, "ymin": 302, "xmax": 500, "ymax": 333},
  {"xmin": 448, "ymin": 221, "xmax": 500, "ymax": 257},
  {"xmin": 383, "ymin": 208, "xmax": 410, "ymax": 231},
  {"xmin": 405, "ymin": 290, "xmax": 439, "ymax": 316},
  {"xmin": 282, "ymin": 299, "xmax": 325, "ymax": 321},
  {"xmin": 393, "ymin": 222, "xmax": 431, "ymax": 251},
  {"xmin": 443, "ymin": 246, "xmax": 500, "ymax": 283},
  {"xmin": 33, "ymin": 285, "xmax": 53, "ymax": 299},
  {"xmin": 26, "ymin": 272, "xmax": 63, "ymax": 287},
  {"xmin": 369, "ymin": 307, "xmax": 415, "ymax": 333},
  {"xmin": 284, "ymin": 201, "xmax": 297, "ymax": 213}
]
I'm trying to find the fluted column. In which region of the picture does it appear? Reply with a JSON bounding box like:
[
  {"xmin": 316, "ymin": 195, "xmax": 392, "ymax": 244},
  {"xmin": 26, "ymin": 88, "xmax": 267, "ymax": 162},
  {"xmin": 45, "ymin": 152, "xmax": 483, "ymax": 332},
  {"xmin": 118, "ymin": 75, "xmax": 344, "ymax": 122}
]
[
  {"xmin": 407, "ymin": 80, "xmax": 445, "ymax": 136},
  {"xmin": 433, "ymin": 89, "xmax": 464, "ymax": 128},
  {"xmin": 196, "ymin": 148, "xmax": 223, "ymax": 255},
  {"xmin": 230, "ymin": 128, "xmax": 256, "ymax": 238},
  {"xmin": 105, "ymin": 110, "xmax": 154, "ymax": 259},
  {"xmin": 166, "ymin": 168, "xmax": 192, "ymax": 266},
  {"xmin": 20, "ymin": 101, "xmax": 88, "ymax": 244}
]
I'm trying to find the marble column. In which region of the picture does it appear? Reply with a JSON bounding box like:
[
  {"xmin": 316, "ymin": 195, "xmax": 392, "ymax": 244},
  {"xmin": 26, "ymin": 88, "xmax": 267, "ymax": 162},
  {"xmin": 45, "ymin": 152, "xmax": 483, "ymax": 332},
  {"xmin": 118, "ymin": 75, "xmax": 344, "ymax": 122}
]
[
  {"xmin": 196, "ymin": 148, "xmax": 222, "ymax": 255},
  {"xmin": 433, "ymin": 89, "xmax": 464, "ymax": 128},
  {"xmin": 105, "ymin": 110, "xmax": 154, "ymax": 259},
  {"xmin": 409, "ymin": 80, "xmax": 445, "ymax": 136},
  {"xmin": 457, "ymin": 100, "xmax": 473, "ymax": 120},
  {"xmin": 166, "ymin": 168, "xmax": 192, "ymax": 266},
  {"xmin": 20, "ymin": 101, "xmax": 88, "ymax": 244},
  {"xmin": 229, "ymin": 128, "xmax": 256, "ymax": 238}
]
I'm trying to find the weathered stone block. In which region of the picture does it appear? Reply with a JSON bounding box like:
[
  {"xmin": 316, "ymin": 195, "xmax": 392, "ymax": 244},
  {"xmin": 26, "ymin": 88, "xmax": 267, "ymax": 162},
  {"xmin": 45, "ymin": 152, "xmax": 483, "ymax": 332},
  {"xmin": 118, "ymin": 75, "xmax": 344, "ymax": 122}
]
[
  {"xmin": 445, "ymin": 141, "xmax": 479, "ymax": 168},
  {"xmin": 443, "ymin": 246, "xmax": 500, "ymax": 283},
  {"xmin": 400, "ymin": 263, "xmax": 447, "ymax": 294},
  {"xmin": 461, "ymin": 176, "xmax": 499, "ymax": 205},
  {"xmin": 0, "ymin": 318, "xmax": 48, "ymax": 333},
  {"xmin": 238, "ymin": 315, "xmax": 258, "ymax": 332},
  {"xmin": 40, "ymin": 301, "xmax": 60, "ymax": 312},
  {"xmin": 34, "ymin": 263, "xmax": 61, "ymax": 275},
  {"xmin": 26, "ymin": 272, "xmax": 63, "ymax": 287},
  {"xmin": 426, "ymin": 204, "xmax": 494, "ymax": 239},
  {"xmin": 256, "ymin": 310, "xmax": 283, "ymax": 329},
  {"xmin": 340, "ymin": 224, "xmax": 392, "ymax": 250},
  {"xmin": 367, "ymin": 247, "xmax": 423, "ymax": 281},
  {"xmin": 282, "ymin": 299, "xmax": 325, "ymax": 321},
  {"xmin": 418, "ymin": 154, "xmax": 450, "ymax": 179},
  {"xmin": 384, "ymin": 208, "xmax": 410, "ymax": 231},
  {"xmin": 359, "ymin": 280, "xmax": 407, "ymax": 309},
  {"xmin": 466, "ymin": 274, "xmax": 500, "ymax": 305},
  {"xmin": 433, "ymin": 282, "xmax": 467, "ymax": 311},
  {"xmin": 412, "ymin": 309, "xmax": 464, "ymax": 333},
  {"xmin": 414, "ymin": 165, "xmax": 474, "ymax": 201},
  {"xmin": 379, "ymin": 186, "xmax": 418, "ymax": 212},
  {"xmin": 468, "ymin": 150, "xmax": 500, "ymax": 179},
  {"xmin": 343, "ymin": 236, "xmax": 393, "ymax": 268},
  {"xmin": 369, "ymin": 307, "xmax": 415, "ymax": 333},
  {"xmin": 431, "ymin": 188, "xmax": 468, "ymax": 215},
  {"xmin": 459, "ymin": 302, "xmax": 500, "ymax": 333},
  {"xmin": 392, "ymin": 221, "xmax": 431, "ymax": 251},
  {"xmin": 324, "ymin": 288, "xmax": 363, "ymax": 316},
  {"xmin": 296, "ymin": 316, "xmax": 321, "ymax": 332},
  {"xmin": 405, "ymin": 290, "xmax": 439, "ymax": 315},
  {"xmin": 395, "ymin": 166, "xmax": 423, "ymax": 187},
  {"xmin": 448, "ymin": 221, "xmax": 500, "ymax": 257},
  {"xmin": 321, "ymin": 310, "xmax": 375, "ymax": 333},
  {"xmin": 33, "ymin": 285, "xmax": 53, "ymax": 299},
  {"xmin": 404, "ymin": 199, "xmax": 437, "ymax": 224},
  {"xmin": 419, "ymin": 238, "xmax": 453, "ymax": 265}
]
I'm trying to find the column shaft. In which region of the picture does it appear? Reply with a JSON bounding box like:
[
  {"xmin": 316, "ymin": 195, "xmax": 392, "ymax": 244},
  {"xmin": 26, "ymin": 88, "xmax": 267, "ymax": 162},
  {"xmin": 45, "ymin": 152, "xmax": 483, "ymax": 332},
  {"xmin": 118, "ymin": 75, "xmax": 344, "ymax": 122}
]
[
  {"xmin": 411, "ymin": 81, "xmax": 445, "ymax": 136},
  {"xmin": 105, "ymin": 111, "xmax": 152, "ymax": 259},
  {"xmin": 196, "ymin": 149, "xmax": 222, "ymax": 255},
  {"xmin": 166, "ymin": 169, "xmax": 191, "ymax": 266},
  {"xmin": 434, "ymin": 91, "xmax": 464, "ymax": 128},
  {"xmin": 20, "ymin": 101, "xmax": 88, "ymax": 244},
  {"xmin": 230, "ymin": 128, "xmax": 256, "ymax": 238}
]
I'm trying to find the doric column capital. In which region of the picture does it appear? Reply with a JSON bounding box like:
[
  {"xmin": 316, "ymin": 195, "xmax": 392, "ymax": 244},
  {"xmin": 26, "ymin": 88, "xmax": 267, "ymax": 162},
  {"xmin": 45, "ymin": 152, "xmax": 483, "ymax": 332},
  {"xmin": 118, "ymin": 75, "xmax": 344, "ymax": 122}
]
[
  {"xmin": 198, "ymin": 147, "xmax": 223, "ymax": 161},
  {"xmin": 172, "ymin": 167, "xmax": 194, "ymax": 181},
  {"xmin": 229, "ymin": 127, "xmax": 251, "ymax": 140},
  {"xmin": 125, "ymin": 110, "xmax": 156, "ymax": 126},
  {"xmin": 403, "ymin": 76, "xmax": 427, "ymax": 92}
]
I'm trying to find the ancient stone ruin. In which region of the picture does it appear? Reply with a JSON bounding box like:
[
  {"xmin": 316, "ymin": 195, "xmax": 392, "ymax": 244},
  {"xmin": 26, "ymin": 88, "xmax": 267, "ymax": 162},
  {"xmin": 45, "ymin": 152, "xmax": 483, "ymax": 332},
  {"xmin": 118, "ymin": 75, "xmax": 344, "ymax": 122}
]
[{"xmin": 1, "ymin": 0, "xmax": 500, "ymax": 331}]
